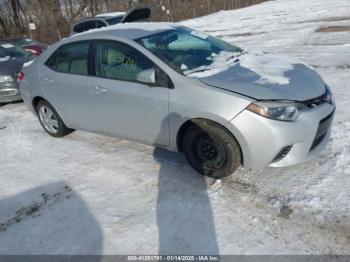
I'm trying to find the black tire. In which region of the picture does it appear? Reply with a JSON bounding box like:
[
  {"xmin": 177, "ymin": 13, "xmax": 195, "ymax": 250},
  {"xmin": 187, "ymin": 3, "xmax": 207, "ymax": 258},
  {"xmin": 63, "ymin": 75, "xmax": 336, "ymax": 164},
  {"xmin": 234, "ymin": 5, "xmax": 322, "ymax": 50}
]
[
  {"xmin": 182, "ymin": 120, "xmax": 241, "ymax": 178},
  {"xmin": 36, "ymin": 100, "xmax": 73, "ymax": 137}
]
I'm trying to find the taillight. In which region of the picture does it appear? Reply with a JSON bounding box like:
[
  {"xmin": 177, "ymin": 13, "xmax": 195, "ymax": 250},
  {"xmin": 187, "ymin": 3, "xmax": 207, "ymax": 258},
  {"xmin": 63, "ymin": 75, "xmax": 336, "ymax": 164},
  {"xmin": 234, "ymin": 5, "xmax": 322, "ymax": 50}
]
[
  {"xmin": 18, "ymin": 71, "xmax": 25, "ymax": 81},
  {"xmin": 25, "ymin": 48, "xmax": 40, "ymax": 56}
]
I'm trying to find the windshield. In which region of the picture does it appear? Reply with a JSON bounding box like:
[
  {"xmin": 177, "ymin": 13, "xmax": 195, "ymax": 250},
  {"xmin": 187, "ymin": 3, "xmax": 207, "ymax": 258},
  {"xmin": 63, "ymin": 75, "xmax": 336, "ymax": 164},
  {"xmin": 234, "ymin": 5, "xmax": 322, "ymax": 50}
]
[
  {"xmin": 106, "ymin": 16, "xmax": 124, "ymax": 25},
  {"xmin": 0, "ymin": 43, "xmax": 31, "ymax": 58},
  {"xmin": 135, "ymin": 27, "xmax": 242, "ymax": 74}
]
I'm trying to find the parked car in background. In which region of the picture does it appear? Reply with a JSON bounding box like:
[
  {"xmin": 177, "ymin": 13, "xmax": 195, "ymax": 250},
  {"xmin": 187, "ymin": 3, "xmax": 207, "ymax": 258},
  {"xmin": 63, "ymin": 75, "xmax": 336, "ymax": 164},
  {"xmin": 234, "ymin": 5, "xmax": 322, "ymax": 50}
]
[
  {"xmin": 19, "ymin": 23, "xmax": 335, "ymax": 178},
  {"xmin": 0, "ymin": 42, "xmax": 34, "ymax": 103},
  {"xmin": 70, "ymin": 6, "xmax": 151, "ymax": 35},
  {"xmin": 1, "ymin": 37, "xmax": 47, "ymax": 56}
]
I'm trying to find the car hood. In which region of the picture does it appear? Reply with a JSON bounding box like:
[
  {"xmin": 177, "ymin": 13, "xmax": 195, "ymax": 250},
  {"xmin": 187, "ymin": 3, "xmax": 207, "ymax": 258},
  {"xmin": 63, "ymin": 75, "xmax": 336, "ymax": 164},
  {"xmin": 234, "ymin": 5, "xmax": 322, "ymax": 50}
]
[
  {"xmin": 0, "ymin": 56, "xmax": 32, "ymax": 76},
  {"xmin": 194, "ymin": 52, "xmax": 326, "ymax": 101}
]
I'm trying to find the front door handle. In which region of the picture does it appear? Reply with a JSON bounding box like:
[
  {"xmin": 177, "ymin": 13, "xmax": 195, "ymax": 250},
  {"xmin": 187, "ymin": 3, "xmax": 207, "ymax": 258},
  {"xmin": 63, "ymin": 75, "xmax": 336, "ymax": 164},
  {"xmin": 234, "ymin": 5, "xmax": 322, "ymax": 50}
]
[
  {"xmin": 44, "ymin": 77, "xmax": 54, "ymax": 83},
  {"xmin": 93, "ymin": 86, "xmax": 107, "ymax": 94}
]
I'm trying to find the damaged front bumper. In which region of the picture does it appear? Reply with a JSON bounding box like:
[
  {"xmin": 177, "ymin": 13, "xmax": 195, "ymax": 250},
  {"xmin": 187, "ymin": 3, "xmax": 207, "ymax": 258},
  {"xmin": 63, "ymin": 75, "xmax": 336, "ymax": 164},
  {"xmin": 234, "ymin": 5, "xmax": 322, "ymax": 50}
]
[{"xmin": 225, "ymin": 102, "xmax": 336, "ymax": 169}]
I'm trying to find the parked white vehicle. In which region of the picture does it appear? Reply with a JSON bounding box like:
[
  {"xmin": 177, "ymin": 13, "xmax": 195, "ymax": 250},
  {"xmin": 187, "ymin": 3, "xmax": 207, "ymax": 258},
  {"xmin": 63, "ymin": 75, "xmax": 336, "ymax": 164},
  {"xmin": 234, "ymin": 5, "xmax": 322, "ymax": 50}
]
[{"xmin": 70, "ymin": 6, "xmax": 151, "ymax": 35}]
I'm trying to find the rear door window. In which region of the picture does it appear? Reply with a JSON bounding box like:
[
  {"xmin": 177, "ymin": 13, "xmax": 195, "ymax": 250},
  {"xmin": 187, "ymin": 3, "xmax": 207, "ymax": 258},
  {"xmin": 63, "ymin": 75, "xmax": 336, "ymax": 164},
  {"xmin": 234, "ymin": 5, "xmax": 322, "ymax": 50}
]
[{"xmin": 46, "ymin": 41, "xmax": 90, "ymax": 76}]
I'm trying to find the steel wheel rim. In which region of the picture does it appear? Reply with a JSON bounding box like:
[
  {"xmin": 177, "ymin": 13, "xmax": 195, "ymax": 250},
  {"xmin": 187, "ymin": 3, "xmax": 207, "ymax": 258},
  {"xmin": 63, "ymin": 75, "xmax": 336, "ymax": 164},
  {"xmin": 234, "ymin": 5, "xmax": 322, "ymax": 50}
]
[
  {"xmin": 193, "ymin": 134, "xmax": 227, "ymax": 170},
  {"xmin": 38, "ymin": 106, "xmax": 59, "ymax": 134}
]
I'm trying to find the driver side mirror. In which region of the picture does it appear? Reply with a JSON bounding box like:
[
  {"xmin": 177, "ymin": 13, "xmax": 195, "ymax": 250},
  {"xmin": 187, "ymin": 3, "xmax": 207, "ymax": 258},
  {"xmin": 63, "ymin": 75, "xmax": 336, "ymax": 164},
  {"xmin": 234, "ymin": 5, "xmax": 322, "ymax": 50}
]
[{"xmin": 137, "ymin": 68, "xmax": 156, "ymax": 85}]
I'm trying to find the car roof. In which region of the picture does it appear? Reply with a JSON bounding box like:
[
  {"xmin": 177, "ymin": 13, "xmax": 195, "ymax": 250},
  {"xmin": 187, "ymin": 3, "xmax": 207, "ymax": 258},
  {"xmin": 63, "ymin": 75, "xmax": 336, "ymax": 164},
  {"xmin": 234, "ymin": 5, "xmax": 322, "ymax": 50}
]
[
  {"xmin": 73, "ymin": 17, "xmax": 107, "ymax": 25},
  {"xmin": 70, "ymin": 22, "xmax": 179, "ymax": 40},
  {"xmin": 95, "ymin": 12, "xmax": 126, "ymax": 18}
]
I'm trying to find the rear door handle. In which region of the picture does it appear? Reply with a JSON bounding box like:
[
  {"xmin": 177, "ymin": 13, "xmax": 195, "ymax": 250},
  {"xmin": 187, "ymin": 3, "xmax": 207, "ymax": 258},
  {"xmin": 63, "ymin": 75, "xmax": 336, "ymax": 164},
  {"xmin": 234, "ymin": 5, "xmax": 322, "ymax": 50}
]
[{"xmin": 93, "ymin": 86, "xmax": 107, "ymax": 94}]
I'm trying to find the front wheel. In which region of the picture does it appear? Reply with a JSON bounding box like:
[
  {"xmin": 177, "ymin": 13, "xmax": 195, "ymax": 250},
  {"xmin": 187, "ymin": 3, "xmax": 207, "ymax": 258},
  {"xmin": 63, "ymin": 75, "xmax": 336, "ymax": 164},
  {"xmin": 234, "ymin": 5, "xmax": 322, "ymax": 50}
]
[
  {"xmin": 36, "ymin": 100, "xmax": 73, "ymax": 137},
  {"xmin": 182, "ymin": 120, "xmax": 242, "ymax": 178}
]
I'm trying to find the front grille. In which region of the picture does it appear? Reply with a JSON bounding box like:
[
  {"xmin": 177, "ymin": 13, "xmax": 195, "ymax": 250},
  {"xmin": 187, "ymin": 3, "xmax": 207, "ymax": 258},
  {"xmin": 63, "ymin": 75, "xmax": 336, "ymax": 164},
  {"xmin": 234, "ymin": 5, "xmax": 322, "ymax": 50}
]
[
  {"xmin": 272, "ymin": 145, "xmax": 293, "ymax": 163},
  {"xmin": 309, "ymin": 110, "xmax": 335, "ymax": 151}
]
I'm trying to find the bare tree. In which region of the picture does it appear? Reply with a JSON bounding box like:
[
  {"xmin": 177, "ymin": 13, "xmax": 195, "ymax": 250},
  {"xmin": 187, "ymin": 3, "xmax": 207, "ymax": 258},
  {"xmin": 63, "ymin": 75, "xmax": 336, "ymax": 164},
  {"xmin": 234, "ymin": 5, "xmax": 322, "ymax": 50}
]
[
  {"xmin": 10, "ymin": 0, "xmax": 20, "ymax": 27},
  {"xmin": 0, "ymin": 0, "xmax": 267, "ymax": 43}
]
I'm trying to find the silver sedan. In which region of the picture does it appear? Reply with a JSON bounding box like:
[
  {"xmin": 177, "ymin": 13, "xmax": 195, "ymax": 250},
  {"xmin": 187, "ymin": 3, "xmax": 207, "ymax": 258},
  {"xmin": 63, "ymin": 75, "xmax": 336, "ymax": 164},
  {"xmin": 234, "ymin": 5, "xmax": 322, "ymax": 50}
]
[{"xmin": 19, "ymin": 23, "xmax": 336, "ymax": 178}]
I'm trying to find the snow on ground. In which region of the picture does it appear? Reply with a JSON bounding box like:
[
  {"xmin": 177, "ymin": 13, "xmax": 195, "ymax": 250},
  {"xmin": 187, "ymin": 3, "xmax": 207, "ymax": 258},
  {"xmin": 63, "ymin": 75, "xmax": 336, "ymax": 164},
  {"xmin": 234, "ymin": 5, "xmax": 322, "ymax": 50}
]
[{"xmin": 1, "ymin": 0, "xmax": 350, "ymax": 255}]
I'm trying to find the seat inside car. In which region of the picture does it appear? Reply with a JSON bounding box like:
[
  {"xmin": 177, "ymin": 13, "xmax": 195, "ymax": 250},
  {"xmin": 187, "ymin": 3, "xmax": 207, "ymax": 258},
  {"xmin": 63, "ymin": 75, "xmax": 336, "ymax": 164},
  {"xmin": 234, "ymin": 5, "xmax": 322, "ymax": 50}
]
[
  {"xmin": 100, "ymin": 47, "xmax": 139, "ymax": 80},
  {"xmin": 70, "ymin": 58, "xmax": 87, "ymax": 75}
]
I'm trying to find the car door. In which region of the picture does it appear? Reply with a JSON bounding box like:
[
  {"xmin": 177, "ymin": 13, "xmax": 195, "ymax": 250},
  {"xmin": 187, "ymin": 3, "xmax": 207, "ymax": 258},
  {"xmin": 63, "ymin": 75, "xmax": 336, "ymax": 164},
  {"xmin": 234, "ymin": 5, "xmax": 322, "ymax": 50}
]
[
  {"xmin": 91, "ymin": 40, "xmax": 170, "ymax": 146},
  {"xmin": 40, "ymin": 40, "xmax": 100, "ymax": 132}
]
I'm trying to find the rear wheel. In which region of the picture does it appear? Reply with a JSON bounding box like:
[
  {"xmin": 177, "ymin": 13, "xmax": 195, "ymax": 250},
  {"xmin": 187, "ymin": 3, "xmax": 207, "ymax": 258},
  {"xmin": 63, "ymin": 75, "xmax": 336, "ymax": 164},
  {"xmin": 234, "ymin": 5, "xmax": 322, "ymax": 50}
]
[
  {"xmin": 182, "ymin": 120, "xmax": 241, "ymax": 178},
  {"xmin": 36, "ymin": 100, "xmax": 73, "ymax": 137}
]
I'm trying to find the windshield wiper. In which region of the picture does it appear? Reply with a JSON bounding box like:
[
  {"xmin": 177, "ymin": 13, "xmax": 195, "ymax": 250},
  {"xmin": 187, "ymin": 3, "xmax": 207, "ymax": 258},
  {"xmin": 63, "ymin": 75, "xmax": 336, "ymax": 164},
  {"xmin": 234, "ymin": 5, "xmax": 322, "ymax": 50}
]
[
  {"xmin": 185, "ymin": 68, "xmax": 211, "ymax": 75},
  {"xmin": 226, "ymin": 53, "xmax": 242, "ymax": 62},
  {"xmin": 226, "ymin": 50, "xmax": 247, "ymax": 62}
]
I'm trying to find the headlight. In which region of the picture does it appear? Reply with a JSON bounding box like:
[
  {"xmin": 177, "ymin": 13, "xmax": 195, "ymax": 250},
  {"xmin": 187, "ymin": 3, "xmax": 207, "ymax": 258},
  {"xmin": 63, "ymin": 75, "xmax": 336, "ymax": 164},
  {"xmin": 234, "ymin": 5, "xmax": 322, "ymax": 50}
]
[
  {"xmin": 325, "ymin": 85, "xmax": 334, "ymax": 105},
  {"xmin": 0, "ymin": 75, "xmax": 14, "ymax": 82},
  {"xmin": 246, "ymin": 101, "xmax": 309, "ymax": 122}
]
